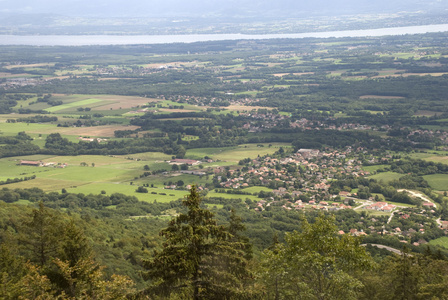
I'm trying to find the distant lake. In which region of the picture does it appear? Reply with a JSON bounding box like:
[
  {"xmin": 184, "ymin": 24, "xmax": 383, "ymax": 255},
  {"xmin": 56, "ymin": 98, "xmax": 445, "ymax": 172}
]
[{"xmin": 1, "ymin": 24, "xmax": 448, "ymax": 46}]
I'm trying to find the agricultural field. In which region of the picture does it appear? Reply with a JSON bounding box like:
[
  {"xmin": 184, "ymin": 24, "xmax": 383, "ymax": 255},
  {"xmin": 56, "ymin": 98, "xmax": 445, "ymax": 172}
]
[
  {"xmin": 429, "ymin": 237, "xmax": 448, "ymax": 249},
  {"xmin": 368, "ymin": 171, "xmax": 404, "ymax": 183},
  {"xmin": 423, "ymin": 174, "xmax": 448, "ymax": 191},
  {"xmin": 1, "ymin": 34, "xmax": 448, "ymax": 234},
  {"xmin": 0, "ymin": 142, "xmax": 284, "ymax": 202}
]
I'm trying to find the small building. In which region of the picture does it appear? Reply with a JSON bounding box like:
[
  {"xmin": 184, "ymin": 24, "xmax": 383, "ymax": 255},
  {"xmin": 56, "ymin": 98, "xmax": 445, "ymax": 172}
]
[{"xmin": 169, "ymin": 159, "xmax": 201, "ymax": 166}]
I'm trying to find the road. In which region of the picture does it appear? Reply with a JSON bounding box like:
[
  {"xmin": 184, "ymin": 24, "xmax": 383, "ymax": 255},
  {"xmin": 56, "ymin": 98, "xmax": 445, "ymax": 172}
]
[
  {"xmin": 397, "ymin": 189, "xmax": 438, "ymax": 208},
  {"xmin": 354, "ymin": 200, "xmax": 372, "ymax": 210},
  {"xmin": 361, "ymin": 244, "xmax": 411, "ymax": 256},
  {"xmin": 387, "ymin": 211, "xmax": 395, "ymax": 224}
]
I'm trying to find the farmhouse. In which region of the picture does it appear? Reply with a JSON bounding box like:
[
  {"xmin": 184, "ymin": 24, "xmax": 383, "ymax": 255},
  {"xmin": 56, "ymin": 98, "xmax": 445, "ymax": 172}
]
[
  {"xmin": 180, "ymin": 170, "xmax": 206, "ymax": 176},
  {"xmin": 20, "ymin": 160, "xmax": 43, "ymax": 167},
  {"xmin": 169, "ymin": 159, "xmax": 201, "ymax": 165}
]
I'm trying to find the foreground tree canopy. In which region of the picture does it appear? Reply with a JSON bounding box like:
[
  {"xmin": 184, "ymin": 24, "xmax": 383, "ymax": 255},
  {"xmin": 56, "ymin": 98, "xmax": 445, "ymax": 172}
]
[
  {"xmin": 260, "ymin": 215, "xmax": 374, "ymax": 300},
  {"xmin": 142, "ymin": 185, "xmax": 257, "ymax": 299}
]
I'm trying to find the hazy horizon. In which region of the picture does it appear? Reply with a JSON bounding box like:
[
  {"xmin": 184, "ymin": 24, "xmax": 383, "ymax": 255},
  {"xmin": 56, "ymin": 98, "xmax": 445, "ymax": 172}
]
[
  {"xmin": 1, "ymin": 0, "xmax": 446, "ymax": 18},
  {"xmin": 0, "ymin": 0, "xmax": 447, "ymax": 35}
]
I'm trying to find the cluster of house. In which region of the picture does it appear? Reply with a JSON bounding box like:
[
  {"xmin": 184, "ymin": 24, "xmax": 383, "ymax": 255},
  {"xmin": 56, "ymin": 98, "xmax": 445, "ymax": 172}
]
[
  {"xmin": 254, "ymin": 198, "xmax": 353, "ymax": 212},
  {"xmin": 365, "ymin": 201, "xmax": 397, "ymax": 212},
  {"xmin": 168, "ymin": 159, "xmax": 201, "ymax": 166},
  {"xmin": 290, "ymin": 118, "xmax": 375, "ymax": 131},
  {"xmin": 161, "ymin": 93, "xmax": 259, "ymax": 107},
  {"xmin": 240, "ymin": 112, "xmax": 290, "ymax": 132},
  {"xmin": 95, "ymin": 64, "xmax": 178, "ymax": 76},
  {"xmin": 78, "ymin": 137, "xmax": 108, "ymax": 142},
  {"xmin": 1, "ymin": 77, "xmax": 40, "ymax": 88},
  {"xmin": 216, "ymin": 147, "xmax": 370, "ymax": 198}
]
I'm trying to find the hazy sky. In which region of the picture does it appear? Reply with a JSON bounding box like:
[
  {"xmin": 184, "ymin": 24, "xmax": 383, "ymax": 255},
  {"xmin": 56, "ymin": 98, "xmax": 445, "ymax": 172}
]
[{"xmin": 0, "ymin": 0, "xmax": 446, "ymax": 18}]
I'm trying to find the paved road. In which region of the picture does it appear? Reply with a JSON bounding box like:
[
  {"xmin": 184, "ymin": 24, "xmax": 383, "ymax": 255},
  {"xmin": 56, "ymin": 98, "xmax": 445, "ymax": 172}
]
[
  {"xmin": 354, "ymin": 201, "xmax": 372, "ymax": 210},
  {"xmin": 387, "ymin": 211, "xmax": 395, "ymax": 224}
]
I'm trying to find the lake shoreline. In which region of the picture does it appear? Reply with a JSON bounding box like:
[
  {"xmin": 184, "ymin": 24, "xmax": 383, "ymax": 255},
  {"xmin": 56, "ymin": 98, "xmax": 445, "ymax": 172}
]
[{"xmin": 1, "ymin": 24, "xmax": 448, "ymax": 46}]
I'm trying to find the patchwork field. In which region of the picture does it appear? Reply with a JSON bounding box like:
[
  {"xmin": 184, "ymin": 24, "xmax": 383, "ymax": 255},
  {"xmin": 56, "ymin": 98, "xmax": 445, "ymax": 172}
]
[
  {"xmin": 0, "ymin": 142, "xmax": 282, "ymax": 201},
  {"xmin": 37, "ymin": 125, "xmax": 140, "ymax": 138}
]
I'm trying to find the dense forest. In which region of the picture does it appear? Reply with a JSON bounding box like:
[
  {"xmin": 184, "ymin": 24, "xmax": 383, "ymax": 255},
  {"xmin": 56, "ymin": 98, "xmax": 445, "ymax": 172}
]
[{"xmin": 2, "ymin": 187, "xmax": 448, "ymax": 299}]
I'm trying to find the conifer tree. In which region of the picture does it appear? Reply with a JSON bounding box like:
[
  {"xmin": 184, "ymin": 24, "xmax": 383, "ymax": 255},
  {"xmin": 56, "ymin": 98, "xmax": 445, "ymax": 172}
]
[
  {"xmin": 143, "ymin": 185, "xmax": 255, "ymax": 299},
  {"xmin": 20, "ymin": 201, "xmax": 63, "ymax": 267}
]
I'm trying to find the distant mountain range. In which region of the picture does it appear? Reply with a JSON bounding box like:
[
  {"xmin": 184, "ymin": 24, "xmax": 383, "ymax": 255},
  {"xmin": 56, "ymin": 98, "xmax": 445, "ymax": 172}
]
[{"xmin": 1, "ymin": 0, "xmax": 447, "ymax": 18}]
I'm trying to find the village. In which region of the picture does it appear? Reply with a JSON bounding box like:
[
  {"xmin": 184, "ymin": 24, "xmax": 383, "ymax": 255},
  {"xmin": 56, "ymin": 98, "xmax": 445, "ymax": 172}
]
[{"xmin": 208, "ymin": 146, "xmax": 444, "ymax": 243}]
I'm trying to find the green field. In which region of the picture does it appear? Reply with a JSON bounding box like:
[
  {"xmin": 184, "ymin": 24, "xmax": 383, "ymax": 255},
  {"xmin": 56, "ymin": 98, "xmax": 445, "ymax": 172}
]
[
  {"xmin": 429, "ymin": 236, "xmax": 448, "ymax": 249},
  {"xmin": 240, "ymin": 186, "xmax": 273, "ymax": 194},
  {"xmin": 0, "ymin": 154, "xmax": 167, "ymax": 192},
  {"xmin": 423, "ymin": 174, "xmax": 448, "ymax": 191},
  {"xmin": 66, "ymin": 184, "xmax": 189, "ymax": 203},
  {"xmin": 362, "ymin": 165, "xmax": 388, "ymax": 173},
  {"xmin": 0, "ymin": 122, "xmax": 56, "ymax": 135},
  {"xmin": 0, "ymin": 142, "xmax": 286, "ymax": 199},
  {"xmin": 45, "ymin": 98, "xmax": 103, "ymax": 112},
  {"xmin": 187, "ymin": 143, "xmax": 291, "ymax": 163},
  {"xmin": 207, "ymin": 191, "xmax": 260, "ymax": 202},
  {"xmin": 368, "ymin": 171, "xmax": 403, "ymax": 183}
]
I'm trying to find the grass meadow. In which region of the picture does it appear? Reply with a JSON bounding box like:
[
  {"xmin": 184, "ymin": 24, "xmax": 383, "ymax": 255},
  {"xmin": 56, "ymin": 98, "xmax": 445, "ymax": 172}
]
[
  {"xmin": 186, "ymin": 143, "xmax": 290, "ymax": 163},
  {"xmin": 429, "ymin": 237, "xmax": 448, "ymax": 249},
  {"xmin": 423, "ymin": 174, "xmax": 448, "ymax": 191},
  {"xmin": 368, "ymin": 171, "xmax": 403, "ymax": 183}
]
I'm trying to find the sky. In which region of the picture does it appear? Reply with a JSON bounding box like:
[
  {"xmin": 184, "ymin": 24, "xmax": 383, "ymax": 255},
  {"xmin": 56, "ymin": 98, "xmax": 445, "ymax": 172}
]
[{"xmin": 0, "ymin": 0, "xmax": 446, "ymax": 18}]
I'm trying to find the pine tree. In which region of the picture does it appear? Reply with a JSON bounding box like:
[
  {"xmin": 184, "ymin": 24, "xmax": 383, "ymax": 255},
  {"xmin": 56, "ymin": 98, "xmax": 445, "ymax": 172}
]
[
  {"xmin": 142, "ymin": 185, "xmax": 255, "ymax": 299},
  {"xmin": 20, "ymin": 201, "xmax": 63, "ymax": 267}
]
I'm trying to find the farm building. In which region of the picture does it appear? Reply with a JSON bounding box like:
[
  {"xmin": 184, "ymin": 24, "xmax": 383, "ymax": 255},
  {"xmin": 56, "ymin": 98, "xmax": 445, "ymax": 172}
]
[
  {"xmin": 169, "ymin": 159, "xmax": 201, "ymax": 166},
  {"xmin": 20, "ymin": 160, "xmax": 43, "ymax": 167}
]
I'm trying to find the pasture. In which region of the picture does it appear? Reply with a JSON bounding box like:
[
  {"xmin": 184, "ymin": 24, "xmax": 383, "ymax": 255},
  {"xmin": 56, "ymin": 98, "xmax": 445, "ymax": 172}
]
[
  {"xmin": 186, "ymin": 143, "xmax": 291, "ymax": 163},
  {"xmin": 0, "ymin": 154, "xmax": 167, "ymax": 193},
  {"xmin": 429, "ymin": 237, "xmax": 448, "ymax": 249},
  {"xmin": 423, "ymin": 174, "xmax": 448, "ymax": 191},
  {"xmin": 368, "ymin": 171, "xmax": 403, "ymax": 183},
  {"xmin": 45, "ymin": 98, "xmax": 103, "ymax": 112},
  {"xmin": 66, "ymin": 183, "xmax": 189, "ymax": 203}
]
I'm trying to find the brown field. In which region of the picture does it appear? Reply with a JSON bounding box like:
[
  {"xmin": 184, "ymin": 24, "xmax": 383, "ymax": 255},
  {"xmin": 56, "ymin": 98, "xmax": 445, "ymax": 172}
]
[
  {"xmin": 45, "ymin": 76, "xmax": 70, "ymax": 80},
  {"xmin": 415, "ymin": 110, "xmax": 443, "ymax": 117},
  {"xmin": 225, "ymin": 105, "xmax": 274, "ymax": 111},
  {"xmin": 87, "ymin": 95, "xmax": 159, "ymax": 110},
  {"xmin": 273, "ymin": 72, "xmax": 313, "ymax": 77},
  {"xmin": 5, "ymin": 63, "xmax": 55, "ymax": 69},
  {"xmin": 97, "ymin": 78, "xmax": 126, "ymax": 81},
  {"xmin": 158, "ymin": 117, "xmax": 208, "ymax": 121},
  {"xmin": 0, "ymin": 72, "xmax": 30, "ymax": 78},
  {"xmin": 28, "ymin": 125, "xmax": 140, "ymax": 137},
  {"xmin": 360, "ymin": 95, "xmax": 405, "ymax": 99},
  {"xmin": 157, "ymin": 108, "xmax": 198, "ymax": 113},
  {"xmin": 143, "ymin": 61, "xmax": 194, "ymax": 68},
  {"xmin": 403, "ymin": 72, "xmax": 448, "ymax": 77},
  {"xmin": 373, "ymin": 72, "xmax": 448, "ymax": 78},
  {"xmin": 3, "ymin": 178, "xmax": 84, "ymax": 192}
]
